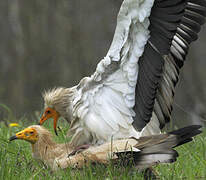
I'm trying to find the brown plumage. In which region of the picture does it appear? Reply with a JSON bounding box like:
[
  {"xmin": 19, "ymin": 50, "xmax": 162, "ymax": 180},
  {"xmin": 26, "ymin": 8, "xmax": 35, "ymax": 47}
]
[{"xmin": 9, "ymin": 125, "xmax": 201, "ymax": 170}]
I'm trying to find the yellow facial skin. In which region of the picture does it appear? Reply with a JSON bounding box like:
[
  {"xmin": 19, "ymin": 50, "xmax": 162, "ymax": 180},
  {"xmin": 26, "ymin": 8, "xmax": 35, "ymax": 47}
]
[
  {"xmin": 9, "ymin": 127, "xmax": 38, "ymax": 144},
  {"xmin": 39, "ymin": 107, "xmax": 60, "ymax": 135}
]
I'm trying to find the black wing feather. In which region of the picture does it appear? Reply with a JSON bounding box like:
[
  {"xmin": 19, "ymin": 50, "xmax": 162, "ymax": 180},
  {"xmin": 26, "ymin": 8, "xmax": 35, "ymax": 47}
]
[{"xmin": 133, "ymin": 0, "xmax": 206, "ymax": 130}]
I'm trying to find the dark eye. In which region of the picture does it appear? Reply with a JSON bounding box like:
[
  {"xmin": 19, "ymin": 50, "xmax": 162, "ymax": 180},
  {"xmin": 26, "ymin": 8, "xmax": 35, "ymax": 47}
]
[
  {"xmin": 47, "ymin": 110, "xmax": 51, "ymax": 114},
  {"xmin": 30, "ymin": 132, "xmax": 34, "ymax": 135}
]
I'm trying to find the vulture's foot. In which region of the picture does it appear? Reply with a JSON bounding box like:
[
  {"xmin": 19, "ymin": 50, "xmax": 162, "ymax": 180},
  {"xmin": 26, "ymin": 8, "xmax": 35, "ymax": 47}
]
[
  {"xmin": 68, "ymin": 144, "xmax": 90, "ymax": 157},
  {"xmin": 143, "ymin": 167, "xmax": 158, "ymax": 180}
]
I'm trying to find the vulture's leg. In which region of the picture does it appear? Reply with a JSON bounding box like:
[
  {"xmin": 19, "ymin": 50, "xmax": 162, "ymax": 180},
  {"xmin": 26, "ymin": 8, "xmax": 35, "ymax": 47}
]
[
  {"xmin": 68, "ymin": 144, "xmax": 90, "ymax": 157},
  {"xmin": 143, "ymin": 167, "xmax": 158, "ymax": 180}
]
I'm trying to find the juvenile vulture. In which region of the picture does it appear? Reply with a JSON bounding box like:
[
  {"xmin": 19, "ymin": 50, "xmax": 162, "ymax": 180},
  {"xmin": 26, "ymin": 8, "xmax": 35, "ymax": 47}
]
[
  {"xmin": 9, "ymin": 125, "xmax": 201, "ymax": 170},
  {"xmin": 39, "ymin": 0, "xmax": 206, "ymax": 147}
]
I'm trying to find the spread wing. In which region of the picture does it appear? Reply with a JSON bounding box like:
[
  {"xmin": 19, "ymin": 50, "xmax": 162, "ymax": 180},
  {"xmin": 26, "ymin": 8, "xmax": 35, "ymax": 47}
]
[
  {"xmin": 133, "ymin": 0, "xmax": 206, "ymax": 130},
  {"xmin": 72, "ymin": 0, "xmax": 206, "ymax": 137}
]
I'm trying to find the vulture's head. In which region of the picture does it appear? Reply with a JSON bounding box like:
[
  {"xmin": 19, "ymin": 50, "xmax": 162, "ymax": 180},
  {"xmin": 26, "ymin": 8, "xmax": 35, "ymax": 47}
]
[
  {"xmin": 39, "ymin": 87, "xmax": 75, "ymax": 135},
  {"xmin": 9, "ymin": 125, "xmax": 50, "ymax": 144}
]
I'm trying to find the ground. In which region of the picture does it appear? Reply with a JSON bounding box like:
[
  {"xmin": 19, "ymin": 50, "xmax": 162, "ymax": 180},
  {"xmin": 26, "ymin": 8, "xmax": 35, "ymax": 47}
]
[{"xmin": 0, "ymin": 117, "xmax": 206, "ymax": 180}]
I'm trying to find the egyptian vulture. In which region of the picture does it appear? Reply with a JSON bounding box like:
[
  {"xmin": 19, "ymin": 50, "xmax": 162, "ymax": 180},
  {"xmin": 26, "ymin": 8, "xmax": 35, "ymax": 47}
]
[
  {"xmin": 39, "ymin": 0, "xmax": 206, "ymax": 147},
  {"xmin": 9, "ymin": 125, "xmax": 201, "ymax": 170}
]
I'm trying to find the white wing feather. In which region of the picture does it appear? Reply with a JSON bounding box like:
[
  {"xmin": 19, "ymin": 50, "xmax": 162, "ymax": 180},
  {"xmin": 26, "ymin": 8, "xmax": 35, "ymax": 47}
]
[{"xmin": 71, "ymin": 0, "xmax": 155, "ymax": 143}]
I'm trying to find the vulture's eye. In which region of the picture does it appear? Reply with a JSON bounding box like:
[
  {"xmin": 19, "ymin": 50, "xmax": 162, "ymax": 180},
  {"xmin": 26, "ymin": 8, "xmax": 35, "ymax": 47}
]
[
  {"xmin": 47, "ymin": 110, "xmax": 51, "ymax": 114},
  {"xmin": 30, "ymin": 132, "xmax": 34, "ymax": 135}
]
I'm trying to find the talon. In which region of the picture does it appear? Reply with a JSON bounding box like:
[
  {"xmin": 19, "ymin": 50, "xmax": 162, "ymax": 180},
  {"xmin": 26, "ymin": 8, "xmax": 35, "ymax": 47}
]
[{"xmin": 68, "ymin": 144, "xmax": 90, "ymax": 157}]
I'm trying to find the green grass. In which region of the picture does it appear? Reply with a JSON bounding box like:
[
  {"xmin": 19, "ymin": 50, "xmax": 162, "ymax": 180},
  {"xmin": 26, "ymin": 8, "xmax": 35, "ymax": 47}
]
[{"xmin": 0, "ymin": 118, "xmax": 206, "ymax": 180}]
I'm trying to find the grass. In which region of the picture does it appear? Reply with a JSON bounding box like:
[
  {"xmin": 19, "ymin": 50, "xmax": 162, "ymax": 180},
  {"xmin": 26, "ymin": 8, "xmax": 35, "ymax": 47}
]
[{"xmin": 0, "ymin": 116, "xmax": 206, "ymax": 179}]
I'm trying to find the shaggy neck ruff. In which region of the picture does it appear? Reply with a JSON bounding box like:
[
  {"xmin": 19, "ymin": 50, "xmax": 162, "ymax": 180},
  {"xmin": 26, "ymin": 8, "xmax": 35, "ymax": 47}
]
[
  {"xmin": 30, "ymin": 125, "xmax": 73, "ymax": 166},
  {"xmin": 43, "ymin": 87, "xmax": 76, "ymax": 122}
]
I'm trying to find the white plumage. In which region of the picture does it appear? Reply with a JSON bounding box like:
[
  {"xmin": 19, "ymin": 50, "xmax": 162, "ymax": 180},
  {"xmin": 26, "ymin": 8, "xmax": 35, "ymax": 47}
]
[
  {"xmin": 40, "ymin": 0, "xmax": 206, "ymax": 147},
  {"xmin": 69, "ymin": 0, "xmax": 157, "ymax": 145}
]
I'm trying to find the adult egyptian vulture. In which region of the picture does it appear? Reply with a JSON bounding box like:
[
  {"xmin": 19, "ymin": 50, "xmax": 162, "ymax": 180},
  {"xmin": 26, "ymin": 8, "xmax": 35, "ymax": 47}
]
[{"xmin": 39, "ymin": 0, "xmax": 206, "ymax": 147}]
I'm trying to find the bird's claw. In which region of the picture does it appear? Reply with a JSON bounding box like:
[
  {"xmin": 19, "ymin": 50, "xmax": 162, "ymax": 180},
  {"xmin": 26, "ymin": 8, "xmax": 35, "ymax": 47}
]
[{"xmin": 68, "ymin": 144, "xmax": 90, "ymax": 157}]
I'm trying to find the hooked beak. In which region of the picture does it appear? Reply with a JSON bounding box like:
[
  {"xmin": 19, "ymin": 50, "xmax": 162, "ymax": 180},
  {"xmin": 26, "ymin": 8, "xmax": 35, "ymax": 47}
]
[
  {"xmin": 39, "ymin": 109, "xmax": 60, "ymax": 136},
  {"xmin": 54, "ymin": 118, "xmax": 58, "ymax": 136},
  {"xmin": 39, "ymin": 113, "xmax": 49, "ymax": 126},
  {"xmin": 9, "ymin": 135, "xmax": 17, "ymax": 141}
]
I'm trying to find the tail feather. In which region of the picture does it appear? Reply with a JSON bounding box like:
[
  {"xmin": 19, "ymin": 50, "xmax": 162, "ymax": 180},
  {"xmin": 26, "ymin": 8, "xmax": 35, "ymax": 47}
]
[
  {"xmin": 116, "ymin": 125, "xmax": 201, "ymax": 168},
  {"xmin": 169, "ymin": 125, "xmax": 202, "ymax": 147},
  {"xmin": 116, "ymin": 149, "xmax": 178, "ymax": 168}
]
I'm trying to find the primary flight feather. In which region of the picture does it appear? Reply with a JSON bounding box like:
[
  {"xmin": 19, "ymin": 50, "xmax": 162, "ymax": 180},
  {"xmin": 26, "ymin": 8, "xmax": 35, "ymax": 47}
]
[{"xmin": 39, "ymin": 0, "xmax": 206, "ymax": 147}]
